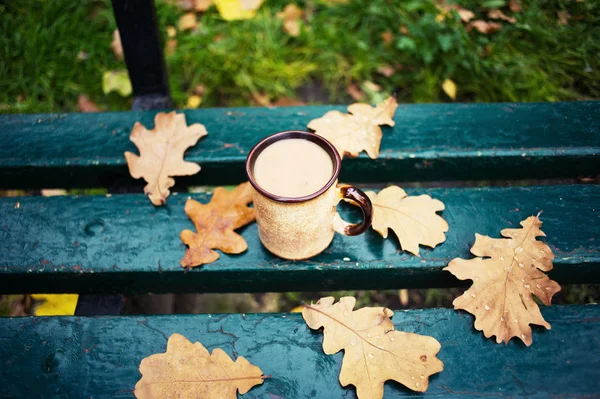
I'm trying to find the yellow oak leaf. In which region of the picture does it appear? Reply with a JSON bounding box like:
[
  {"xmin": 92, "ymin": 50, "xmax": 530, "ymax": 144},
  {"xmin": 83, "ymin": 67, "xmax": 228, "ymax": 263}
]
[
  {"xmin": 180, "ymin": 182, "xmax": 255, "ymax": 268},
  {"xmin": 125, "ymin": 112, "xmax": 207, "ymax": 206},
  {"xmin": 31, "ymin": 294, "xmax": 78, "ymax": 316},
  {"xmin": 102, "ymin": 70, "xmax": 132, "ymax": 96},
  {"xmin": 366, "ymin": 186, "xmax": 448, "ymax": 256},
  {"xmin": 302, "ymin": 297, "xmax": 443, "ymax": 398},
  {"xmin": 442, "ymin": 78, "xmax": 457, "ymax": 100},
  {"xmin": 444, "ymin": 215, "xmax": 561, "ymax": 346},
  {"xmin": 307, "ymin": 96, "xmax": 398, "ymax": 159},
  {"xmin": 135, "ymin": 333, "xmax": 265, "ymax": 398},
  {"xmin": 187, "ymin": 94, "xmax": 202, "ymax": 108},
  {"xmin": 214, "ymin": 0, "xmax": 263, "ymax": 21}
]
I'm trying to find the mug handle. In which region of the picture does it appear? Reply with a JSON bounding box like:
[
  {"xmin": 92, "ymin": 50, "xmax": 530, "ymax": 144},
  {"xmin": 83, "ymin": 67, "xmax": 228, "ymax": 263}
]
[{"xmin": 333, "ymin": 185, "xmax": 373, "ymax": 236}]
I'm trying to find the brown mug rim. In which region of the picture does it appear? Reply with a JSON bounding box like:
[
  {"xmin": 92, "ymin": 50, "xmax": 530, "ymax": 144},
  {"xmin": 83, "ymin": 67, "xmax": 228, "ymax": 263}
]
[{"xmin": 246, "ymin": 130, "xmax": 341, "ymax": 203}]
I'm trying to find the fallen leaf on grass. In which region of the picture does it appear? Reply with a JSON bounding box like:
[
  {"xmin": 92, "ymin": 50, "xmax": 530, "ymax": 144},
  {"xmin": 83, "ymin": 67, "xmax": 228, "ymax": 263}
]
[
  {"xmin": 346, "ymin": 83, "xmax": 365, "ymax": 101},
  {"xmin": 125, "ymin": 112, "xmax": 207, "ymax": 206},
  {"xmin": 135, "ymin": 333, "xmax": 265, "ymax": 398},
  {"xmin": 442, "ymin": 78, "xmax": 457, "ymax": 100},
  {"xmin": 166, "ymin": 26, "xmax": 177, "ymax": 38},
  {"xmin": 444, "ymin": 214, "xmax": 561, "ymax": 346},
  {"xmin": 77, "ymin": 95, "xmax": 101, "ymax": 112},
  {"xmin": 467, "ymin": 20, "xmax": 502, "ymax": 34},
  {"xmin": 102, "ymin": 70, "xmax": 132, "ymax": 96},
  {"xmin": 436, "ymin": 3, "xmax": 474, "ymax": 23},
  {"xmin": 381, "ymin": 30, "xmax": 393, "ymax": 44},
  {"xmin": 365, "ymin": 186, "xmax": 448, "ymax": 256},
  {"xmin": 376, "ymin": 65, "xmax": 395, "ymax": 77},
  {"xmin": 509, "ymin": 0, "xmax": 522, "ymax": 12},
  {"xmin": 111, "ymin": 29, "xmax": 123, "ymax": 60},
  {"xmin": 179, "ymin": 12, "xmax": 198, "ymax": 30},
  {"xmin": 31, "ymin": 294, "xmax": 78, "ymax": 316},
  {"xmin": 488, "ymin": 9, "xmax": 516, "ymax": 24},
  {"xmin": 214, "ymin": 0, "xmax": 263, "ymax": 21},
  {"xmin": 303, "ymin": 297, "xmax": 443, "ymax": 397},
  {"xmin": 557, "ymin": 10, "xmax": 570, "ymax": 25},
  {"xmin": 363, "ymin": 81, "xmax": 382, "ymax": 92},
  {"xmin": 277, "ymin": 3, "xmax": 304, "ymax": 36},
  {"xmin": 195, "ymin": 0, "xmax": 213, "ymax": 11},
  {"xmin": 165, "ymin": 38, "xmax": 177, "ymax": 56},
  {"xmin": 308, "ymin": 96, "xmax": 398, "ymax": 159},
  {"xmin": 180, "ymin": 182, "xmax": 255, "ymax": 268}
]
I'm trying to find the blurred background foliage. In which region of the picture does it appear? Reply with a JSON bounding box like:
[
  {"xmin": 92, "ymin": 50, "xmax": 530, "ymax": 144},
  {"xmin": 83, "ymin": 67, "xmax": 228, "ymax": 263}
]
[{"xmin": 1, "ymin": 0, "xmax": 599, "ymax": 114}]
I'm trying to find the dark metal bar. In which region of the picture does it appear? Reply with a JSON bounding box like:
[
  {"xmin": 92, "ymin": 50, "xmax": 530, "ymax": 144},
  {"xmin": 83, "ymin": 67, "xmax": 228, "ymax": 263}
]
[{"xmin": 110, "ymin": 0, "xmax": 172, "ymax": 110}]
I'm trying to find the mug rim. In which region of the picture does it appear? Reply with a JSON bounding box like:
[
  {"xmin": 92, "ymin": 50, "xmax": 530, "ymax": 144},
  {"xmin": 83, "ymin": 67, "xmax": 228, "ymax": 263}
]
[{"xmin": 246, "ymin": 130, "xmax": 341, "ymax": 203}]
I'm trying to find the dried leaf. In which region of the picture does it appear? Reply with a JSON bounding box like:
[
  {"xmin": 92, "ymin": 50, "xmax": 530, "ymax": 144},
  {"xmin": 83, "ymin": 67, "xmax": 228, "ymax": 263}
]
[
  {"xmin": 468, "ymin": 20, "xmax": 502, "ymax": 34},
  {"xmin": 214, "ymin": 0, "xmax": 263, "ymax": 21},
  {"xmin": 102, "ymin": 70, "xmax": 132, "ymax": 96},
  {"xmin": 363, "ymin": 81, "xmax": 382, "ymax": 92},
  {"xmin": 179, "ymin": 12, "xmax": 198, "ymax": 30},
  {"xmin": 381, "ymin": 30, "xmax": 393, "ymax": 44},
  {"xmin": 195, "ymin": 0, "xmax": 213, "ymax": 11},
  {"xmin": 111, "ymin": 29, "xmax": 123, "ymax": 60},
  {"xmin": 193, "ymin": 84, "xmax": 207, "ymax": 95},
  {"xmin": 509, "ymin": 0, "xmax": 522, "ymax": 12},
  {"xmin": 365, "ymin": 186, "xmax": 448, "ymax": 256},
  {"xmin": 346, "ymin": 83, "xmax": 365, "ymax": 101},
  {"xmin": 180, "ymin": 182, "xmax": 255, "ymax": 268},
  {"xmin": 308, "ymin": 96, "xmax": 398, "ymax": 159},
  {"xmin": 488, "ymin": 9, "xmax": 516, "ymax": 24},
  {"xmin": 77, "ymin": 95, "xmax": 101, "ymax": 112},
  {"xmin": 377, "ymin": 65, "xmax": 396, "ymax": 77},
  {"xmin": 444, "ymin": 215, "xmax": 561, "ymax": 346},
  {"xmin": 125, "ymin": 112, "xmax": 207, "ymax": 206},
  {"xmin": 398, "ymin": 289, "xmax": 409, "ymax": 306},
  {"xmin": 135, "ymin": 333, "xmax": 265, "ymax": 398},
  {"xmin": 165, "ymin": 39, "xmax": 177, "ymax": 56},
  {"xmin": 178, "ymin": 0, "xmax": 196, "ymax": 10},
  {"xmin": 31, "ymin": 294, "xmax": 78, "ymax": 316},
  {"xmin": 557, "ymin": 10, "xmax": 570, "ymax": 25},
  {"xmin": 442, "ymin": 78, "xmax": 457, "ymax": 100},
  {"xmin": 277, "ymin": 4, "xmax": 303, "ymax": 36},
  {"xmin": 399, "ymin": 26, "xmax": 409, "ymax": 35},
  {"xmin": 303, "ymin": 297, "xmax": 443, "ymax": 397},
  {"xmin": 436, "ymin": 3, "xmax": 474, "ymax": 23}
]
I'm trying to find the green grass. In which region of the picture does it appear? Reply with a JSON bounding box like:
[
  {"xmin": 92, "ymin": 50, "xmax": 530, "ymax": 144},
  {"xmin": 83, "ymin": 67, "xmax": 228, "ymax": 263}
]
[{"xmin": 1, "ymin": 0, "xmax": 599, "ymax": 114}]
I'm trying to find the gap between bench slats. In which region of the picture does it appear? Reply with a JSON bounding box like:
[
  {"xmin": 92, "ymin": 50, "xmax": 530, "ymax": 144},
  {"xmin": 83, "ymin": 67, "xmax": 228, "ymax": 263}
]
[
  {"xmin": 0, "ymin": 101, "xmax": 598, "ymax": 189},
  {"xmin": 0, "ymin": 185, "xmax": 597, "ymax": 294},
  {"xmin": 0, "ymin": 305, "xmax": 598, "ymax": 398}
]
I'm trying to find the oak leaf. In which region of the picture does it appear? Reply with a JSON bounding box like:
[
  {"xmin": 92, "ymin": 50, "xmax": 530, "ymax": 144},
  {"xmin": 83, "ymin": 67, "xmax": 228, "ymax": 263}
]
[
  {"xmin": 134, "ymin": 333, "xmax": 265, "ymax": 399},
  {"xmin": 180, "ymin": 182, "xmax": 255, "ymax": 268},
  {"xmin": 488, "ymin": 9, "xmax": 516, "ymax": 24},
  {"xmin": 125, "ymin": 112, "xmax": 207, "ymax": 206},
  {"xmin": 214, "ymin": 0, "xmax": 264, "ymax": 21},
  {"xmin": 179, "ymin": 12, "xmax": 198, "ymax": 30},
  {"xmin": 307, "ymin": 96, "xmax": 398, "ymax": 159},
  {"xmin": 442, "ymin": 78, "xmax": 457, "ymax": 100},
  {"xmin": 276, "ymin": 4, "xmax": 304, "ymax": 37},
  {"xmin": 444, "ymin": 215, "xmax": 561, "ymax": 346},
  {"xmin": 467, "ymin": 20, "xmax": 502, "ymax": 34},
  {"xmin": 366, "ymin": 186, "xmax": 448, "ymax": 256},
  {"xmin": 111, "ymin": 29, "xmax": 123, "ymax": 60},
  {"xmin": 302, "ymin": 297, "xmax": 443, "ymax": 398},
  {"xmin": 102, "ymin": 70, "xmax": 132, "ymax": 96}
]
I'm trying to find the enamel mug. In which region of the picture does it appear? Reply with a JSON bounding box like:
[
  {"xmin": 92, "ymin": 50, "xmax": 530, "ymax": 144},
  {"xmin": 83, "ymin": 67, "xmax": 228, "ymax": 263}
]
[{"xmin": 246, "ymin": 131, "xmax": 373, "ymax": 260}]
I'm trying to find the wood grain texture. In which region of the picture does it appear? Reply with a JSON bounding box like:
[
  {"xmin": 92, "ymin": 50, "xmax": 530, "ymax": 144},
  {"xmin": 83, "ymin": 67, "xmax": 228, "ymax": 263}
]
[
  {"xmin": 1, "ymin": 102, "xmax": 599, "ymax": 189},
  {"xmin": 1, "ymin": 305, "xmax": 598, "ymax": 398},
  {"xmin": 1, "ymin": 185, "xmax": 597, "ymax": 294}
]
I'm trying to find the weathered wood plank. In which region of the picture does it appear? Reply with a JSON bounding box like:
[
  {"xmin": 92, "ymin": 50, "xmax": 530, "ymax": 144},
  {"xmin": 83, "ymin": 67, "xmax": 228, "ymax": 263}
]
[
  {"xmin": 1, "ymin": 185, "xmax": 597, "ymax": 294},
  {"xmin": 1, "ymin": 305, "xmax": 598, "ymax": 398},
  {"xmin": 1, "ymin": 102, "xmax": 598, "ymax": 189}
]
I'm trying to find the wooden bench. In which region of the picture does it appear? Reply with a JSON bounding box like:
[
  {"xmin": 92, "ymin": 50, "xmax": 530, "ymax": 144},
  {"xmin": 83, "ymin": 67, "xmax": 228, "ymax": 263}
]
[
  {"xmin": 1, "ymin": 102, "xmax": 599, "ymax": 398},
  {"xmin": 2, "ymin": 0, "xmax": 599, "ymax": 396}
]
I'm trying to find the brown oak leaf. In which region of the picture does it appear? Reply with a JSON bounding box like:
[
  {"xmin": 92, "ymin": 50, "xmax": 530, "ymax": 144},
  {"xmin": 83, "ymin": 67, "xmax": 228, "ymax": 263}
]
[
  {"xmin": 366, "ymin": 186, "xmax": 448, "ymax": 256},
  {"xmin": 467, "ymin": 20, "xmax": 502, "ymax": 34},
  {"xmin": 488, "ymin": 9, "xmax": 516, "ymax": 24},
  {"xmin": 125, "ymin": 112, "xmax": 207, "ymax": 206},
  {"xmin": 302, "ymin": 297, "xmax": 443, "ymax": 398},
  {"xmin": 134, "ymin": 333, "xmax": 265, "ymax": 398},
  {"xmin": 307, "ymin": 96, "xmax": 398, "ymax": 159},
  {"xmin": 444, "ymin": 215, "xmax": 561, "ymax": 346},
  {"xmin": 180, "ymin": 182, "xmax": 255, "ymax": 268},
  {"xmin": 276, "ymin": 3, "xmax": 304, "ymax": 37}
]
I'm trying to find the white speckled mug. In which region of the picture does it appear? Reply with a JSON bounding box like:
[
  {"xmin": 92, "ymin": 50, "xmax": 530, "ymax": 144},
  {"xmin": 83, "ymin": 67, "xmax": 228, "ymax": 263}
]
[{"xmin": 246, "ymin": 131, "xmax": 373, "ymax": 260}]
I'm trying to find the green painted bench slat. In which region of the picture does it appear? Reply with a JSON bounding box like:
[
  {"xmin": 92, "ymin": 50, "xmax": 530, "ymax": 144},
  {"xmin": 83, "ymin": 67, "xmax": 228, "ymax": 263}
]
[
  {"xmin": 1, "ymin": 305, "xmax": 598, "ymax": 398},
  {"xmin": 1, "ymin": 102, "xmax": 598, "ymax": 189},
  {"xmin": 1, "ymin": 185, "xmax": 598, "ymax": 294}
]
